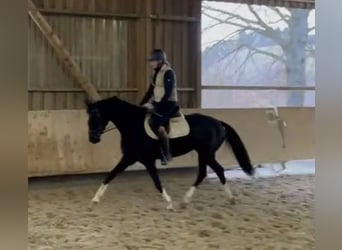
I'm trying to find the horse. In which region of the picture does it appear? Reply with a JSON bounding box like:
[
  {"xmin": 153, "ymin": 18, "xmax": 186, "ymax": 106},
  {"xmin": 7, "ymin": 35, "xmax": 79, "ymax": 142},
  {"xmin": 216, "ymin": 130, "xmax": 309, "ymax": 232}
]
[{"xmin": 85, "ymin": 96, "xmax": 255, "ymax": 210}]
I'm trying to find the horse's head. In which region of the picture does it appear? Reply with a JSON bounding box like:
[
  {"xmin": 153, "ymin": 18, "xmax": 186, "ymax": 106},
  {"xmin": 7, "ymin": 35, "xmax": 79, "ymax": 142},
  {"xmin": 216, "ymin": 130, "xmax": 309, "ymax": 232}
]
[{"xmin": 85, "ymin": 99, "xmax": 109, "ymax": 144}]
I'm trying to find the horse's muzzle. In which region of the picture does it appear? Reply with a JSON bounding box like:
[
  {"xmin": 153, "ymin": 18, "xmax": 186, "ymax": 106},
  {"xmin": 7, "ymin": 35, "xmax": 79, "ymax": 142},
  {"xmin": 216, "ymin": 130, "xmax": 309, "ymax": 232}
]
[{"xmin": 89, "ymin": 134, "xmax": 101, "ymax": 144}]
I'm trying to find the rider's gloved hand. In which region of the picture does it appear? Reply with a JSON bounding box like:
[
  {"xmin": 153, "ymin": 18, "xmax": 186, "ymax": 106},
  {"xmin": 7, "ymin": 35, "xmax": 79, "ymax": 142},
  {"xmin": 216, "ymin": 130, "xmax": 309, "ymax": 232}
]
[{"xmin": 142, "ymin": 103, "xmax": 155, "ymax": 112}]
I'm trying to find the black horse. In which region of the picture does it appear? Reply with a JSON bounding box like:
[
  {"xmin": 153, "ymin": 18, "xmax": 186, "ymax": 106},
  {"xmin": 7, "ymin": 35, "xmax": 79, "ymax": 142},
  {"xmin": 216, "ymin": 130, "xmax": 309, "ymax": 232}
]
[{"xmin": 86, "ymin": 96, "xmax": 255, "ymax": 210}]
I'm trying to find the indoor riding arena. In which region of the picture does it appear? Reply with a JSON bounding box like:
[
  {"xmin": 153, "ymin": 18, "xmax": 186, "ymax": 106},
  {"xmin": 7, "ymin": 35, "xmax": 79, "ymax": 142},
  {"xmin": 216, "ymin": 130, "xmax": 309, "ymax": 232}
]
[{"xmin": 28, "ymin": 0, "xmax": 315, "ymax": 249}]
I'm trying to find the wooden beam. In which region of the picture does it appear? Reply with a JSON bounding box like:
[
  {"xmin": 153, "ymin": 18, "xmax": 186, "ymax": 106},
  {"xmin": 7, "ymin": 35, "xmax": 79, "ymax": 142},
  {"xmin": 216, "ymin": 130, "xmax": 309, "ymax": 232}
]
[
  {"xmin": 28, "ymin": 88, "xmax": 194, "ymax": 92},
  {"xmin": 283, "ymin": 0, "xmax": 314, "ymax": 3},
  {"xmin": 178, "ymin": 88, "xmax": 196, "ymax": 92},
  {"xmin": 192, "ymin": 0, "xmax": 202, "ymax": 108},
  {"xmin": 201, "ymin": 85, "xmax": 316, "ymax": 91},
  {"xmin": 145, "ymin": 0, "xmax": 153, "ymax": 89},
  {"xmin": 27, "ymin": 0, "xmax": 101, "ymax": 102},
  {"xmin": 150, "ymin": 15, "xmax": 199, "ymax": 23},
  {"xmin": 28, "ymin": 88, "xmax": 139, "ymax": 93},
  {"xmin": 38, "ymin": 8, "xmax": 140, "ymax": 19},
  {"xmin": 37, "ymin": 9, "xmax": 199, "ymax": 22},
  {"xmin": 204, "ymin": 0, "xmax": 315, "ymax": 9},
  {"xmin": 135, "ymin": 0, "xmax": 153, "ymax": 103}
]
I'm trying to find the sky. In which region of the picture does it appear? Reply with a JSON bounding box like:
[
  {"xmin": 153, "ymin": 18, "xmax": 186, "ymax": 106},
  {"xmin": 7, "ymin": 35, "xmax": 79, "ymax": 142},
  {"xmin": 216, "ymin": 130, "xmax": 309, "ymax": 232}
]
[{"xmin": 201, "ymin": 1, "xmax": 315, "ymax": 50}]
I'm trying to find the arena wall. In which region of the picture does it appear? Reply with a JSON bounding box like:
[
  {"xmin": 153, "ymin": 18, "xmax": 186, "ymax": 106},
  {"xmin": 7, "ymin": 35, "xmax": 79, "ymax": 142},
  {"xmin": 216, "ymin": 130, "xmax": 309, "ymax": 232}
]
[{"xmin": 28, "ymin": 107, "xmax": 314, "ymax": 177}]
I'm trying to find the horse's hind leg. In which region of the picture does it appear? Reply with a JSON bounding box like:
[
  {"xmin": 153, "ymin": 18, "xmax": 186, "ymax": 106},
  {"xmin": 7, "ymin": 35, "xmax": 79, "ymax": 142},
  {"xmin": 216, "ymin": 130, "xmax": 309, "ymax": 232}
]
[
  {"xmin": 208, "ymin": 158, "xmax": 235, "ymax": 204},
  {"xmin": 142, "ymin": 159, "xmax": 174, "ymax": 211},
  {"xmin": 92, "ymin": 155, "xmax": 135, "ymax": 203},
  {"xmin": 183, "ymin": 154, "xmax": 208, "ymax": 204}
]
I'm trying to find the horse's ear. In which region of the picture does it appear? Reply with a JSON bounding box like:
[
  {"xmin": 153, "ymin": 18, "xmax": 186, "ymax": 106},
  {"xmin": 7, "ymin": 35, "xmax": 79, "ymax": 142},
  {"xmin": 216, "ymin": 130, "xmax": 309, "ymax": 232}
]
[
  {"xmin": 84, "ymin": 98, "xmax": 93, "ymax": 115},
  {"xmin": 84, "ymin": 98, "xmax": 91, "ymax": 106}
]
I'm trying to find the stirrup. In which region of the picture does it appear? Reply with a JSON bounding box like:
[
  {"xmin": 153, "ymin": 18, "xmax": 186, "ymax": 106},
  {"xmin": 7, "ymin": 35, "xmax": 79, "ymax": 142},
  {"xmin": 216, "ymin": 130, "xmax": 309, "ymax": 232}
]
[
  {"xmin": 161, "ymin": 157, "xmax": 172, "ymax": 165},
  {"xmin": 161, "ymin": 157, "xmax": 168, "ymax": 165},
  {"xmin": 160, "ymin": 151, "xmax": 172, "ymax": 165}
]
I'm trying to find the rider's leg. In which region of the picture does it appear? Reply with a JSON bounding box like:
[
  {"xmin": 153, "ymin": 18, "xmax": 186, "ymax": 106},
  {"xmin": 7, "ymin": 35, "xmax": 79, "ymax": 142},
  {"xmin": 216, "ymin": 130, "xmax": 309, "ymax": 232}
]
[
  {"xmin": 153, "ymin": 102, "xmax": 176, "ymax": 165},
  {"xmin": 158, "ymin": 125, "xmax": 172, "ymax": 165}
]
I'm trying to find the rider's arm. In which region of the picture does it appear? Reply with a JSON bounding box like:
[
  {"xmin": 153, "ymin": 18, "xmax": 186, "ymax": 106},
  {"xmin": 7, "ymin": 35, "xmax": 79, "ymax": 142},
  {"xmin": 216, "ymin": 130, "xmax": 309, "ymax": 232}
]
[
  {"xmin": 159, "ymin": 70, "xmax": 175, "ymax": 103},
  {"xmin": 139, "ymin": 83, "xmax": 154, "ymax": 105}
]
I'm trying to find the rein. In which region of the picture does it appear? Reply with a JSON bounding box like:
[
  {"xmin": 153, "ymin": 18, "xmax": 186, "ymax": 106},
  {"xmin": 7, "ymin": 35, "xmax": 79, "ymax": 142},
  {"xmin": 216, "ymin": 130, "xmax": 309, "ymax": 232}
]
[
  {"xmin": 102, "ymin": 111, "xmax": 163, "ymax": 134},
  {"xmin": 103, "ymin": 126, "xmax": 117, "ymax": 133}
]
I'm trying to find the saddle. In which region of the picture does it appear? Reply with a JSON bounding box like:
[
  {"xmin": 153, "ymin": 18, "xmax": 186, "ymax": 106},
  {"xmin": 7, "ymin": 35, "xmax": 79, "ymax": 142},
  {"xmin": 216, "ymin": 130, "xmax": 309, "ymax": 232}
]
[{"xmin": 144, "ymin": 108, "xmax": 190, "ymax": 140}]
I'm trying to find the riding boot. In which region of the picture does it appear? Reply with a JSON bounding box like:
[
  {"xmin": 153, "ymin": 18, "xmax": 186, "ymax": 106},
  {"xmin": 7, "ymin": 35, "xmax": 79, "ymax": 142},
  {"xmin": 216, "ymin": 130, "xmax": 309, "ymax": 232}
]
[{"xmin": 158, "ymin": 127, "xmax": 172, "ymax": 165}]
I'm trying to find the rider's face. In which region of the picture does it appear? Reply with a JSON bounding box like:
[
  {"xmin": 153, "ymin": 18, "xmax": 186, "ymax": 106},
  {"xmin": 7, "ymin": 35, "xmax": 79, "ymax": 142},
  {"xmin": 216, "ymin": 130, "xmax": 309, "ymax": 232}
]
[{"xmin": 150, "ymin": 60, "xmax": 159, "ymax": 69}]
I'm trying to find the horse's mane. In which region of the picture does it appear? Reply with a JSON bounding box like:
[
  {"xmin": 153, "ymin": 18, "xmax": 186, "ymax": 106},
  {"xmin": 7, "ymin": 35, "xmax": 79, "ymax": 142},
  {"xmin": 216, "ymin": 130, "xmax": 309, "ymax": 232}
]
[{"xmin": 95, "ymin": 96, "xmax": 146, "ymax": 117}]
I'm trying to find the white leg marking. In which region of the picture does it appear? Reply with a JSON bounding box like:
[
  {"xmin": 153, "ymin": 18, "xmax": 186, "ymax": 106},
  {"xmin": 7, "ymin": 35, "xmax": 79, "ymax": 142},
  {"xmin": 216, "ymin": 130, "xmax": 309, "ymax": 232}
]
[
  {"xmin": 162, "ymin": 188, "xmax": 174, "ymax": 211},
  {"xmin": 252, "ymin": 168, "xmax": 260, "ymax": 179},
  {"xmin": 99, "ymin": 184, "xmax": 108, "ymax": 196},
  {"xmin": 184, "ymin": 186, "xmax": 196, "ymax": 204},
  {"xmin": 223, "ymin": 183, "xmax": 235, "ymax": 204},
  {"xmin": 92, "ymin": 184, "xmax": 108, "ymax": 203}
]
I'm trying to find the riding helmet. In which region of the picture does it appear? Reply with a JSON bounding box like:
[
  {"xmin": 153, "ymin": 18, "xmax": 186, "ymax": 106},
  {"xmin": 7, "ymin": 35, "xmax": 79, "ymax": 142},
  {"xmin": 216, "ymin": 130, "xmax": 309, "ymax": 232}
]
[{"xmin": 147, "ymin": 49, "xmax": 167, "ymax": 62}]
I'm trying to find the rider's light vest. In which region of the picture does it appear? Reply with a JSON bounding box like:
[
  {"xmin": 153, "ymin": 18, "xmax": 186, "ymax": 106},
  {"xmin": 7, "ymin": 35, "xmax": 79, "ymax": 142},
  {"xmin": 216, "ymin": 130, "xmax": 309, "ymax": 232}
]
[{"xmin": 152, "ymin": 64, "xmax": 178, "ymax": 103}]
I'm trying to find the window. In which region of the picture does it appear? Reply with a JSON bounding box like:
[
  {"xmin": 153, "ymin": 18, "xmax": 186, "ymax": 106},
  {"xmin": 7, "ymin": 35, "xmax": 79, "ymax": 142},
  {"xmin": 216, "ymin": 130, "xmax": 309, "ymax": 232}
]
[{"xmin": 201, "ymin": 2, "xmax": 315, "ymax": 108}]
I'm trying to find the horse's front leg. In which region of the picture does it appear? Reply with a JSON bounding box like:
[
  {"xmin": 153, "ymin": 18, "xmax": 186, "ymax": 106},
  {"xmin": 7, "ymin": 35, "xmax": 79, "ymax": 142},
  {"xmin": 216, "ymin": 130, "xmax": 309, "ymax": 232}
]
[
  {"xmin": 142, "ymin": 159, "xmax": 174, "ymax": 211},
  {"xmin": 92, "ymin": 155, "xmax": 135, "ymax": 203}
]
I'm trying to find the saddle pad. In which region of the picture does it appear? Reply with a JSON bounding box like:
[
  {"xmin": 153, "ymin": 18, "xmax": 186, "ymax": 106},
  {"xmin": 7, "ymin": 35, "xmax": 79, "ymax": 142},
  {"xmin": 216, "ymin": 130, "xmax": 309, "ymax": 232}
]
[{"xmin": 144, "ymin": 112, "xmax": 190, "ymax": 139}]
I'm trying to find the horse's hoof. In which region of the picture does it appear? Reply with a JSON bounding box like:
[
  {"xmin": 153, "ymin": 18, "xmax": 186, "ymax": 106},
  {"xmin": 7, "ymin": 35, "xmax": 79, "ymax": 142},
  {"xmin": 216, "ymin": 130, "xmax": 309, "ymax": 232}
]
[
  {"xmin": 252, "ymin": 169, "xmax": 260, "ymax": 179},
  {"xmin": 183, "ymin": 197, "xmax": 191, "ymax": 204},
  {"xmin": 91, "ymin": 198, "xmax": 100, "ymax": 203},
  {"xmin": 180, "ymin": 202, "xmax": 188, "ymax": 209},
  {"xmin": 166, "ymin": 203, "xmax": 175, "ymax": 211}
]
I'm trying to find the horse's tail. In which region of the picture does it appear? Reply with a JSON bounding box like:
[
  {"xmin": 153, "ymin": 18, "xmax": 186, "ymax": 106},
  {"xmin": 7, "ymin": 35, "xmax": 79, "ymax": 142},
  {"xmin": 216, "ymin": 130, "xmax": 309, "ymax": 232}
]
[{"xmin": 220, "ymin": 121, "xmax": 255, "ymax": 176}]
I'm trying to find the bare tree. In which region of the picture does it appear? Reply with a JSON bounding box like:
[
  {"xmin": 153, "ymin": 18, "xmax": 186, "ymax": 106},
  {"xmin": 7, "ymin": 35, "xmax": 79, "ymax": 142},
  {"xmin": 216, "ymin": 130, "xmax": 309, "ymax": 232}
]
[{"xmin": 202, "ymin": 3, "xmax": 314, "ymax": 106}]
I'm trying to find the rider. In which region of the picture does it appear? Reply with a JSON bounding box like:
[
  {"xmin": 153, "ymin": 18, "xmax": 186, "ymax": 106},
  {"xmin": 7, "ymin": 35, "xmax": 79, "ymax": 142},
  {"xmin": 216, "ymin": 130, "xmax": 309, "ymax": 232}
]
[{"xmin": 139, "ymin": 49, "xmax": 179, "ymax": 165}]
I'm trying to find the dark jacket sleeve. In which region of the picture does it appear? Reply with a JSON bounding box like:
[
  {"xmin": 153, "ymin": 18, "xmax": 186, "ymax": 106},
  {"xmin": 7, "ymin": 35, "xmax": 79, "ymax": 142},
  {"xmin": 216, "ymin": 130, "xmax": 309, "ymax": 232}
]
[
  {"xmin": 160, "ymin": 70, "xmax": 175, "ymax": 103},
  {"xmin": 139, "ymin": 84, "xmax": 154, "ymax": 105}
]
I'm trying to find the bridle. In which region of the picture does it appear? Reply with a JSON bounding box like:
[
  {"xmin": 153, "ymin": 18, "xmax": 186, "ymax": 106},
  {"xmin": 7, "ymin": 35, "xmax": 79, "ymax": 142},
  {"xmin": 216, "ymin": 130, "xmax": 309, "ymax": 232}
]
[
  {"xmin": 88, "ymin": 108, "xmax": 111, "ymax": 136},
  {"xmin": 103, "ymin": 126, "xmax": 117, "ymax": 134}
]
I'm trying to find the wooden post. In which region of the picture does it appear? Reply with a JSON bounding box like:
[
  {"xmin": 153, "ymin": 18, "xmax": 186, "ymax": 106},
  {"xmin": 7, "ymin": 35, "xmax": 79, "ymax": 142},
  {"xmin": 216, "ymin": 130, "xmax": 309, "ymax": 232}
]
[
  {"xmin": 144, "ymin": 0, "xmax": 153, "ymax": 89},
  {"xmin": 135, "ymin": 0, "xmax": 153, "ymax": 103},
  {"xmin": 193, "ymin": 0, "xmax": 202, "ymax": 108},
  {"xmin": 27, "ymin": 0, "xmax": 101, "ymax": 102}
]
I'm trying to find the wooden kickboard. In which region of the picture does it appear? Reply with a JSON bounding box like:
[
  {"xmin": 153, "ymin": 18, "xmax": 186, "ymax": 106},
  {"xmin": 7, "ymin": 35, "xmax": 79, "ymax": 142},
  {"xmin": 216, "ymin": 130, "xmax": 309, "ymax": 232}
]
[{"xmin": 28, "ymin": 107, "xmax": 314, "ymax": 177}]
